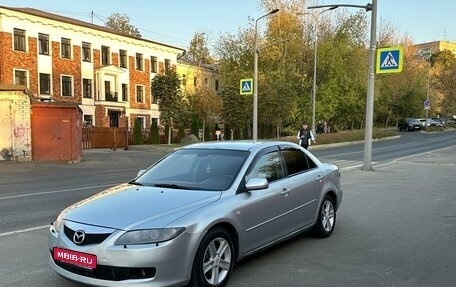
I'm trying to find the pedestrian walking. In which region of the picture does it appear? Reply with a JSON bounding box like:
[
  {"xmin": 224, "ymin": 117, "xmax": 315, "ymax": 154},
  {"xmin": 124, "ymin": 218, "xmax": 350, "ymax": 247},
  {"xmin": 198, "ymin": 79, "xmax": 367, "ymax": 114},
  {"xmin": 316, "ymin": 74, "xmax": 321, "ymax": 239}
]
[{"xmin": 297, "ymin": 123, "xmax": 315, "ymax": 149}]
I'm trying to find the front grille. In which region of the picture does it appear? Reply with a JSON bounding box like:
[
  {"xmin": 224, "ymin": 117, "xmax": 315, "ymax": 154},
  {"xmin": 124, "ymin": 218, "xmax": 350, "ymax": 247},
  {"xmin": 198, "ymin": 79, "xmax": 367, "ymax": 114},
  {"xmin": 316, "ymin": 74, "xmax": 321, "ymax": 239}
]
[
  {"xmin": 53, "ymin": 255, "xmax": 156, "ymax": 281},
  {"xmin": 64, "ymin": 225, "xmax": 111, "ymax": 246}
]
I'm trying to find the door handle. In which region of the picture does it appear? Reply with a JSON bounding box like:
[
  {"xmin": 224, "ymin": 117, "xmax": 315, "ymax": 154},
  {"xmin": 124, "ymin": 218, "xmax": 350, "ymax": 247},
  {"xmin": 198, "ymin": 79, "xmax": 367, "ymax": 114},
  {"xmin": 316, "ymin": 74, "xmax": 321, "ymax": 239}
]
[
  {"xmin": 316, "ymin": 174, "xmax": 323, "ymax": 182},
  {"xmin": 280, "ymin": 188, "xmax": 291, "ymax": 196}
]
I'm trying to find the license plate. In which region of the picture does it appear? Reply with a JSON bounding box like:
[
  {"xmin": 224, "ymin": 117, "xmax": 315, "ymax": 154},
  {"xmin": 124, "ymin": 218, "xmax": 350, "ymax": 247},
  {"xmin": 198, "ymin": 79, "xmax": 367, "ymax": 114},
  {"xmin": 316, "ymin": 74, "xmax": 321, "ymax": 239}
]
[{"xmin": 53, "ymin": 247, "xmax": 97, "ymax": 269}]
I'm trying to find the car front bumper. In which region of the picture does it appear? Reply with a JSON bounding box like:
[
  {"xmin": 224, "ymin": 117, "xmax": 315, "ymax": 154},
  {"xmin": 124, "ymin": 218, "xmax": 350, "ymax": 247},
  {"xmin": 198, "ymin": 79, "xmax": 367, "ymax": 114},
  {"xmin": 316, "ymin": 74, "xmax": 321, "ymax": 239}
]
[{"xmin": 48, "ymin": 222, "xmax": 200, "ymax": 287}]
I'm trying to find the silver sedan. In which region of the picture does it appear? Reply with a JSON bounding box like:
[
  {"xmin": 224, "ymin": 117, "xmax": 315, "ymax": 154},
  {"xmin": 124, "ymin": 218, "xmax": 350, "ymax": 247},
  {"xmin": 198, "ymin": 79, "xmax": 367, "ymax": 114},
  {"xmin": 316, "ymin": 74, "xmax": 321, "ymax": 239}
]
[{"xmin": 49, "ymin": 141, "xmax": 342, "ymax": 287}]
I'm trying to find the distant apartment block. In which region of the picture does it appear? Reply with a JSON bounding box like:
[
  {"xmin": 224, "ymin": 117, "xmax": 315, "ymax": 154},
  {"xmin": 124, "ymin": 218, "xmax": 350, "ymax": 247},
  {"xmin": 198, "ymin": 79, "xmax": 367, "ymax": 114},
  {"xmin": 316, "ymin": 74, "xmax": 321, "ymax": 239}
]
[
  {"xmin": 0, "ymin": 6, "xmax": 185, "ymax": 130},
  {"xmin": 177, "ymin": 54, "xmax": 220, "ymax": 96},
  {"xmin": 413, "ymin": 40, "xmax": 456, "ymax": 56}
]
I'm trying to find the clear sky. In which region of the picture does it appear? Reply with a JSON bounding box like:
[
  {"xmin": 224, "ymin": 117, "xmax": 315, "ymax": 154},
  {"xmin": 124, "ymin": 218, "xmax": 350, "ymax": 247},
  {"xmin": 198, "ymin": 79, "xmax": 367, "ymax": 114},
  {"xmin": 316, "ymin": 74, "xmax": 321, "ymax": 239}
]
[{"xmin": 1, "ymin": 0, "xmax": 454, "ymax": 49}]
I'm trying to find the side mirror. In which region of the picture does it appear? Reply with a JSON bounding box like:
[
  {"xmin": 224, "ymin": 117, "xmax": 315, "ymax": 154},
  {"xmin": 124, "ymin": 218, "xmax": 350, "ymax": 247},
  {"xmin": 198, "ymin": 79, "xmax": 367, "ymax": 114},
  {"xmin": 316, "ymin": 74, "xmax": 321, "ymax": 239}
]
[{"xmin": 245, "ymin": 177, "xmax": 269, "ymax": 191}]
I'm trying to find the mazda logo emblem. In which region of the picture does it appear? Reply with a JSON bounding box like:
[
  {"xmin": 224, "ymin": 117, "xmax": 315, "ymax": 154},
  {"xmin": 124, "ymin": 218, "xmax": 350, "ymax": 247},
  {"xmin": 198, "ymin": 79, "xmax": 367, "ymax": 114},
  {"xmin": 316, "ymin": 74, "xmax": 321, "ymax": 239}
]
[{"xmin": 73, "ymin": 230, "xmax": 86, "ymax": 245}]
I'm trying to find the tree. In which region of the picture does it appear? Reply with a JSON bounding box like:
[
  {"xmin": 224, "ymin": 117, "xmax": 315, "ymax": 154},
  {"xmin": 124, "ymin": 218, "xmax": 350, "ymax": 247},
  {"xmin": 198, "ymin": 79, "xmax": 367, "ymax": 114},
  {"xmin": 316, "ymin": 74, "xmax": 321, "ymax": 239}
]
[
  {"xmin": 188, "ymin": 32, "xmax": 212, "ymax": 64},
  {"xmin": 150, "ymin": 121, "xmax": 159, "ymax": 144},
  {"xmin": 133, "ymin": 118, "xmax": 143, "ymax": 145},
  {"xmin": 105, "ymin": 13, "xmax": 141, "ymax": 37},
  {"xmin": 188, "ymin": 86, "xmax": 221, "ymax": 141},
  {"xmin": 151, "ymin": 67, "xmax": 183, "ymax": 144},
  {"xmin": 433, "ymin": 50, "xmax": 456, "ymax": 116},
  {"xmin": 215, "ymin": 28, "xmax": 254, "ymax": 139},
  {"xmin": 212, "ymin": 0, "xmax": 420, "ymax": 135}
]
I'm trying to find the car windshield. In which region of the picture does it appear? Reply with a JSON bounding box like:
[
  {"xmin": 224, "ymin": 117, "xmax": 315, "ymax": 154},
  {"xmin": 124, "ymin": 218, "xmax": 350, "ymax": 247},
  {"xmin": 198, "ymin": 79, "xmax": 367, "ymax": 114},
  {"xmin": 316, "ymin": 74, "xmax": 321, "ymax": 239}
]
[{"xmin": 135, "ymin": 149, "xmax": 249, "ymax": 191}]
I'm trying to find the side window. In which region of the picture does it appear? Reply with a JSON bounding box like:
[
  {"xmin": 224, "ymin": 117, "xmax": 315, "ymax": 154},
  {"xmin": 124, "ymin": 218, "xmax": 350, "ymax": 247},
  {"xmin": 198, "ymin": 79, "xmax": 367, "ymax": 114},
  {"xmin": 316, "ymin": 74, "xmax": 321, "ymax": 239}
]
[
  {"xmin": 282, "ymin": 148, "xmax": 317, "ymax": 175},
  {"xmin": 245, "ymin": 151, "xmax": 284, "ymax": 183}
]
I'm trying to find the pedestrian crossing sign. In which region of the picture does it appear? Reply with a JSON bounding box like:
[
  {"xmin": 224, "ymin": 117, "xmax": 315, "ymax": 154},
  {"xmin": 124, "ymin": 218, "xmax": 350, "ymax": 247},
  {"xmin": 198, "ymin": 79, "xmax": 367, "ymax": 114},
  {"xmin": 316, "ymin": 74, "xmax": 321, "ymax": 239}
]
[
  {"xmin": 240, "ymin": 79, "xmax": 253, "ymax": 95},
  {"xmin": 376, "ymin": 46, "xmax": 403, "ymax": 74}
]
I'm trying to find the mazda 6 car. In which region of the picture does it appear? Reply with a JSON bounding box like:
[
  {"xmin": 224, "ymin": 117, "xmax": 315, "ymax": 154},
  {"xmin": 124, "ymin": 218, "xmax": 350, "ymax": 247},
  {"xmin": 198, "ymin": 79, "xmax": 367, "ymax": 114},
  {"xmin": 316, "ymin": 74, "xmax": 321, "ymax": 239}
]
[{"xmin": 49, "ymin": 141, "xmax": 342, "ymax": 287}]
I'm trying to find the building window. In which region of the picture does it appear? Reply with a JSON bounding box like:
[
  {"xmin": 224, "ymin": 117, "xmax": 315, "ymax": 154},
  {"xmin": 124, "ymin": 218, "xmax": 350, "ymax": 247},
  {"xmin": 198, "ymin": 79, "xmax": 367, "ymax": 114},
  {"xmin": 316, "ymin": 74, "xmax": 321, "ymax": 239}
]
[
  {"xmin": 136, "ymin": 117, "xmax": 145, "ymax": 130},
  {"xmin": 13, "ymin": 28, "xmax": 26, "ymax": 52},
  {"xmin": 193, "ymin": 77, "xmax": 197, "ymax": 87},
  {"xmin": 38, "ymin": 33, "xmax": 49, "ymax": 55},
  {"xmin": 101, "ymin": 46, "xmax": 110, "ymax": 65},
  {"xmin": 136, "ymin": 53, "xmax": 143, "ymax": 70},
  {"xmin": 82, "ymin": 42, "xmax": 91, "ymax": 62},
  {"xmin": 120, "ymin": 49, "xmax": 127, "ymax": 68},
  {"xmin": 61, "ymin": 38, "xmax": 71, "ymax": 58},
  {"xmin": 150, "ymin": 56, "xmax": 157, "ymax": 73},
  {"xmin": 182, "ymin": 74, "xmax": 187, "ymax": 85},
  {"xmin": 15, "ymin": 70, "xmax": 28, "ymax": 86},
  {"xmin": 204, "ymin": 78, "xmax": 208, "ymax": 86},
  {"xmin": 39, "ymin": 73, "xmax": 51, "ymax": 94},
  {"xmin": 83, "ymin": 115, "xmax": 93, "ymax": 126},
  {"xmin": 61, "ymin": 75, "xmax": 73, "ymax": 97},
  {"xmin": 122, "ymin": 83, "xmax": 128, "ymax": 101},
  {"xmin": 136, "ymin": 85, "xmax": 144, "ymax": 103},
  {"xmin": 83, "ymin": 78, "xmax": 92, "ymax": 98},
  {"xmin": 215, "ymin": 79, "xmax": 219, "ymax": 91},
  {"xmin": 164, "ymin": 59, "xmax": 171, "ymax": 73}
]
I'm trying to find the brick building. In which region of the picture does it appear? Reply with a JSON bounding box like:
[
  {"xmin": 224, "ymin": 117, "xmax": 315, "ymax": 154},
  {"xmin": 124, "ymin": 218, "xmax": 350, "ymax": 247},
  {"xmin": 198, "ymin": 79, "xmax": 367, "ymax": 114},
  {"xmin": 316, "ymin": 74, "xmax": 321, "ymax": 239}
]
[{"xmin": 0, "ymin": 6, "xmax": 185, "ymax": 130}]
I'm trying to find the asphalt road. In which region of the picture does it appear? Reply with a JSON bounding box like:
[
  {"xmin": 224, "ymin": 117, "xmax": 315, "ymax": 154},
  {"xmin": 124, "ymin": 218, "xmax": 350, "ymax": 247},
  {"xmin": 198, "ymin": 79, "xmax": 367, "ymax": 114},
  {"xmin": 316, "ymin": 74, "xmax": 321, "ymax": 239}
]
[{"xmin": 0, "ymin": 131, "xmax": 455, "ymax": 287}]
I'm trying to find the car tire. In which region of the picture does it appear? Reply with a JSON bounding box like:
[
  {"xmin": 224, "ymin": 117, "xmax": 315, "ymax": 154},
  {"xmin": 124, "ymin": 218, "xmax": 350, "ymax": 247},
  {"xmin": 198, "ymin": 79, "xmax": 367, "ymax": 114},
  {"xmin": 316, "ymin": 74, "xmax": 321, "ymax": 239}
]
[
  {"xmin": 312, "ymin": 195, "xmax": 336, "ymax": 238},
  {"xmin": 189, "ymin": 227, "xmax": 235, "ymax": 287}
]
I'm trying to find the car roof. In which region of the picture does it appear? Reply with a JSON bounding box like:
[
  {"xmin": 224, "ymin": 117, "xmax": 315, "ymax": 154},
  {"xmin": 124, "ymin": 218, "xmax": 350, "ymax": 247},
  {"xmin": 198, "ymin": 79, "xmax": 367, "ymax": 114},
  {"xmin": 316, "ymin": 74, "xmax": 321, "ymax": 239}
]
[{"xmin": 180, "ymin": 140, "xmax": 298, "ymax": 152}]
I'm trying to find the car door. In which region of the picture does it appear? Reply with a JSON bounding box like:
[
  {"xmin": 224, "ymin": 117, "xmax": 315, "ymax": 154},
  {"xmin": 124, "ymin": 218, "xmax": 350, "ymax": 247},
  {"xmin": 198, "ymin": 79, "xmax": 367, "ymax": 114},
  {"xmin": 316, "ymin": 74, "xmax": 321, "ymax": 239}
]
[
  {"xmin": 280, "ymin": 146, "xmax": 323, "ymax": 229},
  {"xmin": 236, "ymin": 147, "xmax": 294, "ymax": 253}
]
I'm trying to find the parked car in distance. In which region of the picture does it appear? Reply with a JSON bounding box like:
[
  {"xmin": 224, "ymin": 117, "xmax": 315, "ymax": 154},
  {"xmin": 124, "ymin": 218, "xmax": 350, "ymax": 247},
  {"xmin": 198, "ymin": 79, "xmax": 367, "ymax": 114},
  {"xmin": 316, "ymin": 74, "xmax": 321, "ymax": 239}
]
[
  {"xmin": 418, "ymin": 118, "xmax": 439, "ymax": 127},
  {"xmin": 431, "ymin": 117, "xmax": 445, "ymax": 126},
  {"xmin": 398, "ymin": 118, "xmax": 421, "ymax": 131},
  {"xmin": 48, "ymin": 141, "xmax": 342, "ymax": 287}
]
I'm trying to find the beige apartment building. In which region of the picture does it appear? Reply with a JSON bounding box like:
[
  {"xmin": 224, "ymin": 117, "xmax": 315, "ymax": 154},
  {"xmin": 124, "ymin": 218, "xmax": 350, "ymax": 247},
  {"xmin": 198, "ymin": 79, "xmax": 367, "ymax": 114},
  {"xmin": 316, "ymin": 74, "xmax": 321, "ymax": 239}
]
[
  {"xmin": 0, "ymin": 6, "xmax": 185, "ymax": 130},
  {"xmin": 413, "ymin": 40, "xmax": 456, "ymax": 56}
]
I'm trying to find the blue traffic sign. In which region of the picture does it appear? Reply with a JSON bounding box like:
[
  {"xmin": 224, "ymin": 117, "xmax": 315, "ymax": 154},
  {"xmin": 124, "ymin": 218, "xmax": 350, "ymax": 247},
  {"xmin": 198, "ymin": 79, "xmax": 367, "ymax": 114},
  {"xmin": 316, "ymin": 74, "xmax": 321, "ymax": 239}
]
[
  {"xmin": 240, "ymin": 79, "xmax": 253, "ymax": 95},
  {"xmin": 376, "ymin": 46, "xmax": 403, "ymax": 74}
]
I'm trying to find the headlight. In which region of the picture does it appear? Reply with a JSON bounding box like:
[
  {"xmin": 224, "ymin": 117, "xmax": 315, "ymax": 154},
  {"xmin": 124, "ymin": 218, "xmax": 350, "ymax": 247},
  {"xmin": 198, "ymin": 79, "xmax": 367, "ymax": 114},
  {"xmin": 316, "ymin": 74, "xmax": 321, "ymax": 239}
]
[
  {"xmin": 114, "ymin": 228, "xmax": 185, "ymax": 245},
  {"xmin": 52, "ymin": 213, "xmax": 64, "ymax": 231}
]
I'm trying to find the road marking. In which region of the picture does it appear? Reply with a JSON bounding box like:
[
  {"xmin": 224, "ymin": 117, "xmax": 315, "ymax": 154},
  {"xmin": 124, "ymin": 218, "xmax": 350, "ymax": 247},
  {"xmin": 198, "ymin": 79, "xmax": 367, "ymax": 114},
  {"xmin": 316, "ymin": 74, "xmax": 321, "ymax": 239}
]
[
  {"xmin": 0, "ymin": 183, "xmax": 118, "ymax": 201},
  {"xmin": 0, "ymin": 225, "xmax": 48, "ymax": 237},
  {"xmin": 374, "ymin": 145, "xmax": 456, "ymax": 168},
  {"xmin": 332, "ymin": 145, "xmax": 456, "ymax": 171},
  {"xmin": 325, "ymin": 159, "xmax": 379, "ymax": 172}
]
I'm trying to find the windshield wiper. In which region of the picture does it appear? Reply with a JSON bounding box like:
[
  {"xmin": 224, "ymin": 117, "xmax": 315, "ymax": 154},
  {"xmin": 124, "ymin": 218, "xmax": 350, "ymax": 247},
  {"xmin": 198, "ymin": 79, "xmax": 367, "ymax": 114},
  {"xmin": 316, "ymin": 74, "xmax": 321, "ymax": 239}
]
[
  {"xmin": 128, "ymin": 180, "xmax": 143, "ymax": 186},
  {"xmin": 154, "ymin": 183, "xmax": 194, "ymax": 190}
]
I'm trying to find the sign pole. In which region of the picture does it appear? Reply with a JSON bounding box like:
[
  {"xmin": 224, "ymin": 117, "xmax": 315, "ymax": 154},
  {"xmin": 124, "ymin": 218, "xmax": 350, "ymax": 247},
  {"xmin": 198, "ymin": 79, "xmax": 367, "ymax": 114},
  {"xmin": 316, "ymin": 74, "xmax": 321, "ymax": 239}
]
[{"xmin": 362, "ymin": 0, "xmax": 377, "ymax": 171}]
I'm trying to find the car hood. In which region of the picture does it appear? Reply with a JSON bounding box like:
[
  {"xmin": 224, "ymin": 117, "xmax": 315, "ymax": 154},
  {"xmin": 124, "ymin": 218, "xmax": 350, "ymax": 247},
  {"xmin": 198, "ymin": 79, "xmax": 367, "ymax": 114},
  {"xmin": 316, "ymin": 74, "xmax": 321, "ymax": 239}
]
[{"xmin": 61, "ymin": 183, "xmax": 221, "ymax": 230}]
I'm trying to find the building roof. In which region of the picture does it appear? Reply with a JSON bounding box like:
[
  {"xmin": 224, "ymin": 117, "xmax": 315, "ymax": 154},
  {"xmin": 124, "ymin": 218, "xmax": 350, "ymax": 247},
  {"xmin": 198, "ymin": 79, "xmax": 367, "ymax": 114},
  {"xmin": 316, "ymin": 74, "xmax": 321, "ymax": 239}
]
[
  {"xmin": 178, "ymin": 53, "xmax": 218, "ymax": 71},
  {"xmin": 0, "ymin": 5, "xmax": 185, "ymax": 53}
]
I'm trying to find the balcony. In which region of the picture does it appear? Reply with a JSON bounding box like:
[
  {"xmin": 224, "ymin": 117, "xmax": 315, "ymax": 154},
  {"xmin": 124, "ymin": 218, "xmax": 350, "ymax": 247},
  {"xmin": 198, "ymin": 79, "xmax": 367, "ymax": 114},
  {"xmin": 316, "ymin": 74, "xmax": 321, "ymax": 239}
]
[{"xmin": 105, "ymin": 92, "xmax": 118, "ymax": 102}]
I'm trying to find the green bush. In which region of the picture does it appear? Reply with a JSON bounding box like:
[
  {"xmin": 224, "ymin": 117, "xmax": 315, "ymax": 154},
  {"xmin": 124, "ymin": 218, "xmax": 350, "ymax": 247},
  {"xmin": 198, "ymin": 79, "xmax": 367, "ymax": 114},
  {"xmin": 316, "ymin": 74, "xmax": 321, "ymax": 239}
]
[
  {"xmin": 150, "ymin": 121, "xmax": 159, "ymax": 144},
  {"xmin": 133, "ymin": 119, "xmax": 143, "ymax": 145}
]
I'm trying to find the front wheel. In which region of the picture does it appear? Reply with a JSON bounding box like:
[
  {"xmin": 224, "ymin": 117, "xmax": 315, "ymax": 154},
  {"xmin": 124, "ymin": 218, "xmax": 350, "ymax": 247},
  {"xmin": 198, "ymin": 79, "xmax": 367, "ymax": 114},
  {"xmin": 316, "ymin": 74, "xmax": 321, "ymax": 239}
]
[
  {"xmin": 189, "ymin": 228, "xmax": 235, "ymax": 287},
  {"xmin": 312, "ymin": 195, "xmax": 336, "ymax": 238}
]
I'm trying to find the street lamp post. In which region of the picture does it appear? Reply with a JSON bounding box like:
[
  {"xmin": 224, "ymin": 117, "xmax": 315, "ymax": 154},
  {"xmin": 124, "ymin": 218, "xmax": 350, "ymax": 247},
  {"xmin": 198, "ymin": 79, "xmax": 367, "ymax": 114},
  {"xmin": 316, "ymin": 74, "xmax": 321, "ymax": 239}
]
[
  {"xmin": 308, "ymin": 1, "xmax": 376, "ymax": 171},
  {"xmin": 253, "ymin": 8, "xmax": 279, "ymax": 142},
  {"xmin": 419, "ymin": 48, "xmax": 432, "ymax": 127},
  {"xmin": 298, "ymin": 7, "xmax": 337, "ymax": 136}
]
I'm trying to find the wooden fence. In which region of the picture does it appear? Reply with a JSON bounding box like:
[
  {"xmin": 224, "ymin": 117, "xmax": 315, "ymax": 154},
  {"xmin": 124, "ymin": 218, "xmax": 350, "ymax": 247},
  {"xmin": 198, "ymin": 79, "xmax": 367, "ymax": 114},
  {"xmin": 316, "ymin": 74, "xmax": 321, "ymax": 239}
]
[{"xmin": 82, "ymin": 127, "xmax": 128, "ymax": 149}]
